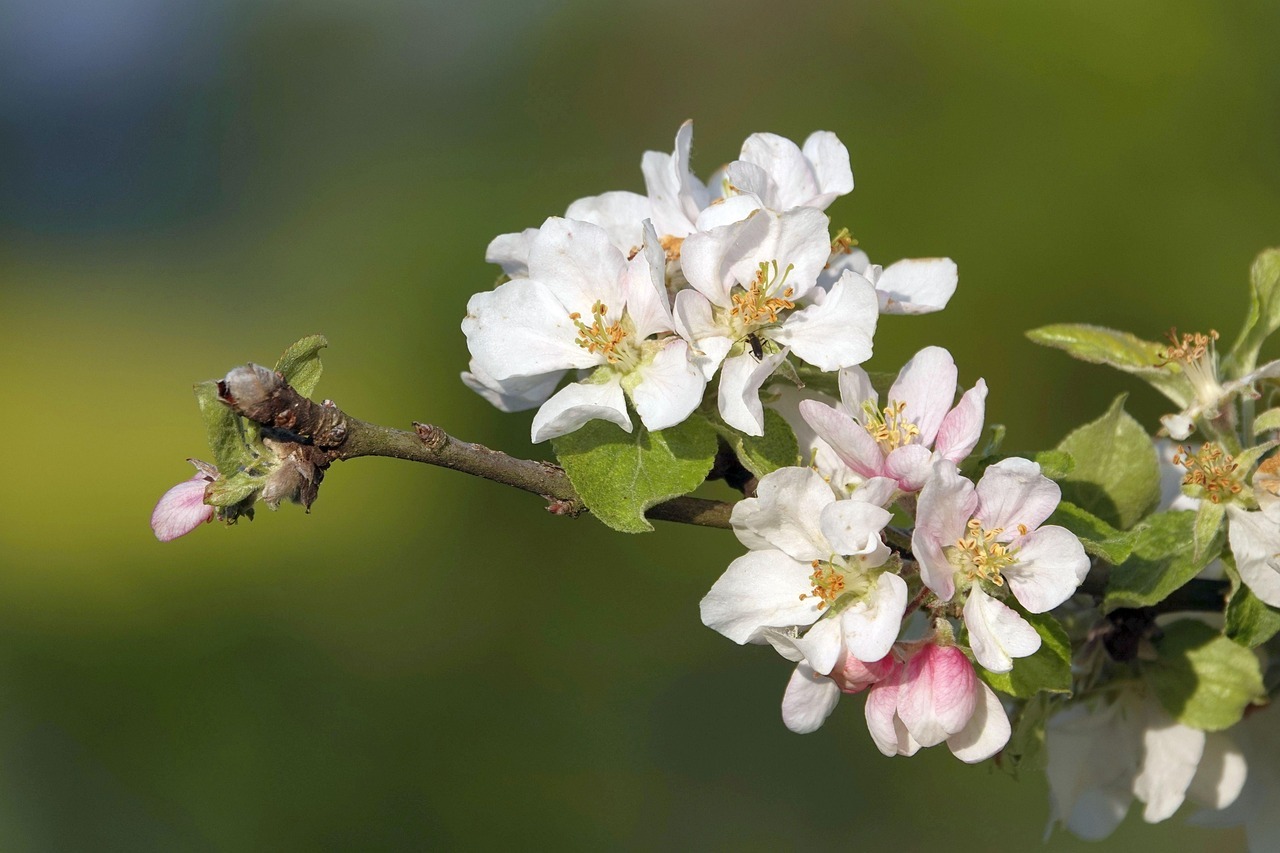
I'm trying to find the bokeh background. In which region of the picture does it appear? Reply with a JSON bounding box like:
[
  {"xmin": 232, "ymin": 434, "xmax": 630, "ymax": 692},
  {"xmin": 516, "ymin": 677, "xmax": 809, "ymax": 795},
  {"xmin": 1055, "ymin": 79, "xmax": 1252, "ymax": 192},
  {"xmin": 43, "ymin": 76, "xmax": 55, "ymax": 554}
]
[{"xmin": 2, "ymin": 0, "xmax": 1278, "ymax": 849}]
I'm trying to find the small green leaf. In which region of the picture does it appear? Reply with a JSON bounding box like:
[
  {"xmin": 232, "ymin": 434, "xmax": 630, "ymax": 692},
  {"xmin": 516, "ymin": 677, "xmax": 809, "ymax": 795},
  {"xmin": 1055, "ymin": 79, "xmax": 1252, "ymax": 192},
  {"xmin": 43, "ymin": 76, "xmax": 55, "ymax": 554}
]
[
  {"xmin": 977, "ymin": 611, "xmax": 1072, "ymax": 699},
  {"xmin": 1252, "ymin": 407, "xmax": 1280, "ymax": 436},
  {"xmin": 1026, "ymin": 324, "xmax": 1189, "ymax": 406},
  {"xmin": 205, "ymin": 471, "xmax": 264, "ymax": 507},
  {"xmin": 1143, "ymin": 619, "xmax": 1265, "ymax": 731},
  {"xmin": 1233, "ymin": 438, "xmax": 1280, "ymax": 474},
  {"xmin": 1049, "ymin": 500, "xmax": 1135, "ymax": 564},
  {"xmin": 1056, "ymin": 394, "xmax": 1161, "ymax": 530},
  {"xmin": 1031, "ymin": 449, "xmax": 1075, "ymax": 481},
  {"xmin": 553, "ymin": 415, "xmax": 718, "ymax": 533},
  {"xmin": 1193, "ymin": 500, "xmax": 1226, "ymax": 560},
  {"xmin": 195, "ymin": 380, "xmax": 261, "ymax": 476},
  {"xmin": 274, "ymin": 334, "xmax": 329, "ymax": 398},
  {"xmin": 1104, "ymin": 511, "xmax": 1222, "ymax": 611},
  {"xmin": 1225, "ymin": 248, "xmax": 1280, "ymax": 377},
  {"xmin": 1225, "ymin": 575, "xmax": 1280, "ymax": 648},
  {"xmin": 713, "ymin": 409, "xmax": 800, "ymax": 479}
]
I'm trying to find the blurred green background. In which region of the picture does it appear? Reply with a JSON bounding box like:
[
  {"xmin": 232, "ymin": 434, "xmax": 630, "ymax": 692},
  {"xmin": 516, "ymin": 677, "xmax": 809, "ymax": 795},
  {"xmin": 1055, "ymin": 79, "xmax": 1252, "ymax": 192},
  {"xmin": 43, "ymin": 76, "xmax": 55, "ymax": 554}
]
[{"xmin": 2, "ymin": 0, "xmax": 1277, "ymax": 849}]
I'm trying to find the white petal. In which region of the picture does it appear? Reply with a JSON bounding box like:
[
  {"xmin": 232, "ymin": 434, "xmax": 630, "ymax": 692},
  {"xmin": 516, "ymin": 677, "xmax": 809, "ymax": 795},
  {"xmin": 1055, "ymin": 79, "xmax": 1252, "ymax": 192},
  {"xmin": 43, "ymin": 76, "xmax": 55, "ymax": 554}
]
[
  {"xmin": 850, "ymin": 476, "xmax": 899, "ymax": 508},
  {"xmin": 725, "ymin": 160, "xmax": 781, "ymax": 211},
  {"xmin": 527, "ymin": 217, "xmax": 627, "ymax": 317},
  {"xmin": 730, "ymin": 466, "xmax": 834, "ymax": 561},
  {"xmin": 563, "ymin": 191, "xmax": 650, "ymax": 255},
  {"xmin": 641, "ymin": 120, "xmax": 709, "ymax": 238},
  {"xmin": 699, "ymin": 550, "xmax": 825, "ymax": 643},
  {"xmin": 798, "ymin": 399, "xmax": 885, "ymax": 479},
  {"xmin": 818, "ymin": 500, "xmax": 892, "ymax": 558},
  {"xmin": 672, "ymin": 289, "xmax": 734, "ymax": 379},
  {"xmin": 963, "ymin": 587, "xmax": 1041, "ymax": 673},
  {"xmin": 912, "ymin": 460, "xmax": 978, "ymax": 601},
  {"xmin": 529, "ymin": 376, "xmax": 631, "ymax": 443},
  {"xmin": 887, "ymin": 346, "xmax": 958, "ymax": 448},
  {"xmin": 935, "ymin": 379, "xmax": 988, "ymax": 464},
  {"xmin": 947, "ymin": 682, "xmax": 1011, "ymax": 763},
  {"xmin": 801, "ymin": 130, "xmax": 854, "ymax": 207},
  {"xmin": 462, "ymin": 279, "xmax": 597, "ymax": 380},
  {"xmin": 1185, "ymin": 732, "xmax": 1247, "ymax": 810},
  {"xmin": 719, "ymin": 349, "xmax": 789, "ymax": 436},
  {"xmin": 865, "ymin": 675, "xmax": 916, "ymax": 757},
  {"xmin": 739, "ymin": 132, "xmax": 819, "ymax": 211},
  {"xmin": 1226, "ymin": 505, "xmax": 1280, "ymax": 607},
  {"xmin": 781, "ymin": 664, "xmax": 841, "ymax": 734},
  {"xmin": 841, "ymin": 572, "xmax": 908, "ymax": 662},
  {"xmin": 875, "ymin": 258, "xmax": 958, "ymax": 315},
  {"xmin": 729, "ymin": 207, "xmax": 830, "ymax": 302},
  {"xmin": 1133, "ymin": 705, "xmax": 1205, "ymax": 823},
  {"xmin": 771, "ymin": 270, "xmax": 878, "ymax": 370},
  {"xmin": 1004, "ymin": 525, "xmax": 1090, "ymax": 612},
  {"xmin": 485, "ymin": 228, "xmax": 537, "ymax": 276},
  {"xmin": 680, "ymin": 209, "xmax": 770, "ymax": 307},
  {"xmin": 461, "ymin": 360, "xmax": 562, "ymax": 413},
  {"xmin": 762, "ymin": 628, "xmax": 807, "ymax": 663},
  {"xmin": 629, "ymin": 339, "xmax": 704, "ymax": 432},
  {"xmin": 975, "ymin": 456, "xmax": 1061, "ymax": 534},
  {"xmin": 693, "ymin": 192, "xmax": 762, "ymax": 231},
  {"xmin": 792, "ymin": 614, "xmax": 844, "ymax": 676},
  {"xmin": 837, "ymin": 364, "xmax": 878, "ymax": 416},
  {"xmin": 1045, "ymin": 701, "xmax": 1141, "ymax": 841}
]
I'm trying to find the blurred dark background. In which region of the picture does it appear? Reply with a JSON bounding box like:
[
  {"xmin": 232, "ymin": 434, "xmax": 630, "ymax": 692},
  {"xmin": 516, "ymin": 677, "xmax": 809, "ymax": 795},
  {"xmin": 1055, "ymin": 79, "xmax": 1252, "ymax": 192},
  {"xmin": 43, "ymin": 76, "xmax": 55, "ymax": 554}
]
[{"xmin": 2, "ymin": 0, "xmax": 1277, "ymax": 849}]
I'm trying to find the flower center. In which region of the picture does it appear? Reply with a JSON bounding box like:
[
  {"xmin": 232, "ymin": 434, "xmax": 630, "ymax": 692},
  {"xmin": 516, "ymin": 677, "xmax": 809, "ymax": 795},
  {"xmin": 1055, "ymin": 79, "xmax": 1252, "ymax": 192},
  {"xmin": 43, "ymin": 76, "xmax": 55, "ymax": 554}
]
[
  {"xmin": 570, "ymin": 301, "xmax": 634, "ymax": 368},
  {"xmin": 660, "ymin": 234, "xmax": 684, "ymax": 262},
  {"xmin": 861, "ymin": 400, "xmax": 920, "ymax": 453},
  {"xmin": 953, "ymin": 519, "xmax": 1024, "ymax": 585},
  {"xmin": 1158, "ymin": 328, "xmax": 1223, "ymax": 405},
  {"xmin": 799, "ymin": 558, "xmax": 873, "ymax": 610},
  {"xmin": 1174, "ymin": 443, "xmax": 1244, "ymax": 504},
  {"xmin": 730, "ymin": 261, "xmax": 796, "ymax": 329}
]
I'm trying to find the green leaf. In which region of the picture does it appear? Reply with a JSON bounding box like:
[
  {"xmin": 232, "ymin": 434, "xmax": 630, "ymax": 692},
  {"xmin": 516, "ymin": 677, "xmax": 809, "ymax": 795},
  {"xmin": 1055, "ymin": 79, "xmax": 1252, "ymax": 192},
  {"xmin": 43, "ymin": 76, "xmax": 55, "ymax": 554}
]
[
  {"xmin": 552, "ymin": 415, "xmax": 718, "ymax": 533},
  {"xmin": 195, "ymin": 380, "xmax": 261, "ymax": 477},
  {"xmin": 1193, "ymin": 500, "xmax": 1226, "ymax": 561},
  {"xmin": 999, "ymin": 693, "xmax": 1050, "ymax": 778},
  {"xmin": 1026, "ymin": 324, "xmax": 1189, "ymax": 406},
  {"xmin": 1143, "ymin": 619, "xmax": 1265, "ymax": 731},
  {"xmin": 977, "ymin": 611, "xmax": 1072, "ymax": 699},
  {"xmin": 1225, "ymin": 248, "xmax": 1280, "ymax": 377},
  {"xmin": 713, "ymin": 409, "xmax": 800, "ymax": 479},
  {"xmin": 1225, "ymin": 577, "xmax": 1280, "ymax": 648},
  {"xmin": 1056, "ymin": 394, "xmax": 1161, "ymax": 530},
  {"xmin": 1252, "ymin": 407, "xmax": 1280, "ymax": 436},
  {"xmin": 1233, "ymin": 438, "xmax": 1280, "ymax": 474},
  {"xmin": 1031, "ymin": 449, "xmax": 1074, "ymax": 481},
  {"xmin": 274, "ymin": 333, "xmax": 328, "ymax": 398},
  {"xmin": 1048, "ymin": 500, "xmax": 1134, "ymax": 564},
  {"xmin": 1105, "ymin": 511, "xmax": 1222, "ymax": 611},
  {"xmin": 204, "ymin": 471, "xmax": 264, "ymax": 507}
]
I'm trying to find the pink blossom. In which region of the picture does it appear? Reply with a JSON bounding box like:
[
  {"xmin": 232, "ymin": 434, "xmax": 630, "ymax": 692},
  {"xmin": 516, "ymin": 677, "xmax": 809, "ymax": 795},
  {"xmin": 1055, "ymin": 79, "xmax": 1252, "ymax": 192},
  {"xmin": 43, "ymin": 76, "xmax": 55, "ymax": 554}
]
[{"xmin": 150, "ymin": 462, "xmax": 216, "ymax": 542}]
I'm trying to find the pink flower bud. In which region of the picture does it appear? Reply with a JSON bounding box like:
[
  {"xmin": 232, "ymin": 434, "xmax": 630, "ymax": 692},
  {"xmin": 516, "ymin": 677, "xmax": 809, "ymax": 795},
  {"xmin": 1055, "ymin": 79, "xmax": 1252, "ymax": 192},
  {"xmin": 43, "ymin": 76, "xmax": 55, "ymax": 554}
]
[
  {"xmin": 150, "ymin": 464, "xmax": 216, "ymax": 542},
  {"xmin": 831, "ymin": 652, "xmax": 896, "ymax": 694},
  {"xmin": 896, "ymin": 643, "xmax": 978, "ymax": 748}
]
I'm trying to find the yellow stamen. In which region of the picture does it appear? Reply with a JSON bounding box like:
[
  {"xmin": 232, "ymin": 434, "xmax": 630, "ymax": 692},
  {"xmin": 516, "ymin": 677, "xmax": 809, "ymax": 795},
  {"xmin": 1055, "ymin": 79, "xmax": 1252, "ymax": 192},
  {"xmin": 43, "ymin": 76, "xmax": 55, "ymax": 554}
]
[
  {"xmin": 799, "ymin": 559, "xmax": 846, "ymax": 610},
  {"xmin": 1174, "ymin": 442, "xmax": 1244, "ymax": 504},
  {"xmin": 955, "ymin": 518, "xmax": 1018, "ymax": 585},
  {"xmin": 570, "ymin": 301, "xmax": 629, "ymax": 365},
  {"xmin": 729, "ymin": 261, "xmax": 796, "ymax": 327},
  {"xmin": 862, "ymin": 400, "xmax": 921, "ymax": 453}
]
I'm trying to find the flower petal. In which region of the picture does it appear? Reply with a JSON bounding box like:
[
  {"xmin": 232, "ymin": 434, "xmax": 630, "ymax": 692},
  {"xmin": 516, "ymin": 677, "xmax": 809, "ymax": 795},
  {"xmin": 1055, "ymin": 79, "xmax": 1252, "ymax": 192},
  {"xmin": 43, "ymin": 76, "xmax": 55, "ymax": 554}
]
[
  {"xmin": 801, "ymin": 130, "xmax": 854, "ymax": 208},
  {"xmin": 975, "ymin": 456, "xmax": 1061, "ymax": 534},
  {"xmin": 818, "ymin": 500, "xmax": 892, "ymax": 558},
  {"xmin": 792, "ymin": 613, "xmax": 844, "ymax": 676},
  {"xmin": 865, "ymin": 668, "xmax": 917, "ymax": 757},
  {"xmin": 1226, "ymin": 505, "xmax": 1280, "ymax": 607},
  {"xmin": 462, "ymin": 278, "xmax": 597, "ymax": 380},
  {"xmin": 461, "ymin": 360, "xmax": 563, "ymax": 413},
  {"xmin": 151, "ymin": 476, "xmax": 214, "ymax": 542},
  {"xmin": 629, "ymin": 339, "xmax": 704, "ymax": 432},
  {"xmin": 912, "ymin": 460, "xmax": 978, "ymax": 601},
  {"xmin": 699, "ymin": 550, "xmax": 825, "ymax": 643},
  {"xmin": 1003, "ymin": 525, "xmax": 1089, "ymax": 612},
  {"xmin": 798, "ymin": 399, "xmax": 885, "ymax": 479},
  {"xmin": 485, "ymin": 228, "xmax": 537, "ymax": 277},
  {"xmin": 837, "ymin": 364, "xmax": 878, "ymax": 417},
  {"xmin": 529, "ymin": 376, "xmax": 630, "ymax": 443},
  {"xmin": 680, "ymin": 209, "xmax": 770, "ymax": 307},
  {"xmin": 564, "ymin": 191, "xmax": 650, "ymax": 256},
  {"xmin": 527, "ymin": 217, "xmax": 627, "ymax": 317},
  {"xmin": 781, "ymin": 664, "xmax": 841, "ymax": 734},
  {"xmin": 641, "ymin": 120, "xmax": 710, "ymax": 238},
  {"xmin": 963, "ymin": 587, "xmax": 1041, "ymax": 673},
  {"xmin": 947, "ymin": 682, "xmax": 1011, "ymax": 763},
  {"xmin": 897, "ymin": 644, "xmax": 977, "ymax": 747},
  {"xmin": 841, "ymin": 572, "xmax": 908, "ymax": 662},
  {"xmin": 672, "ymin": 289, "xmax": 734, "ymax": 379},
  {"xmin": 887, "ymin": 346, "xmax": 958, "ymax": 448},
  {"xmin": 730, "ymin": 466, "xmax": 834, "ymax": 561},
  {"xmin": 1185, "ymin": 731, "xmax": 1247, "ymax": 810},
  {"xmin": 719, "ymin": 349, "xmax": 790, "ymax": 436},
  {"xmin": 935, "ymin": 379, "xmax": 988, "ymax": 464},
  {"xmin": 883, "ymin": 444, "xmax": 934, "ymax": 492},
  {"xmin": 771, "ymin": 270, "xmax": 878, "ymax": 371},
  {"xmin": 1133, "ymin": 705, "xmax": 1205, "ymax": 823},
  {"xmin": 875, "ymin": 258, "xmax": 957, "ymax": 315}
]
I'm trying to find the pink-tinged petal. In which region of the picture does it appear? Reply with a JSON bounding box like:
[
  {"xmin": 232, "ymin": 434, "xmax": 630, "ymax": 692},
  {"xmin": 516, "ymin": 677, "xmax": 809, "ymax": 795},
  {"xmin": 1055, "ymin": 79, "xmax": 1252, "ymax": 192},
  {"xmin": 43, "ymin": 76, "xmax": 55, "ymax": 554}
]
[
  {"xmin": 850, "ymin": 476, "xmax": 898, "ymax": 508},
  {"xmin": 462, "ymin": 279, "xmax": 597, "ymax": 380},
  {"xmin": 730, "ymin": 467, "xmax": 835, "ymax": 561},
  {"xmin": 484, "ymin": 228, "xmax": 537, "ymax": 277},
  {"xmin": 1226, "ymin": 506, "xmax": 1280, "ymax": 607},
  {"xmin": 897, "ymin": 644, "xmax": 977, "ymax": 747},
  {"xmin": 831, "ymin": 652, "xmax": 896, "ymax": 694},
  {"xmin": 563, "ymin": 191, "xmax": 650, "ymax": 256},
  {"xmin": 782, "ymin": 664, "xmax": 842, "ymax": 734},
  {"xmin": 913, "ymin": 460, "xmax": 978, "ymax": 600},
  {"xmin": 875, "ymin": 258, "xmax": 958, "ymax": 315},
  {"xmin": 837, "ymin": 364, "xmax": 878, "ymax": 417},
  {"xmin": 699, "ymin": 550, "xmax": 824, "ymax": 643},
  {"xmin": 527, "ymin": 217, "xmax": 627, "ymax": 317},
  {"xmin": 792, "ymin": 614, "xmax": 844, "ymax": 676},
  {"xmin": 1133, "ymin": 706, "xmax": 1205, "ymax": 823},
  {"xmin": 529, "ymin": 377, "xmax": 630, "ymax": 443},
  {"xmin": 883, "ymin": 444, "xmax": 934, "ymax": 492},
  {"xmin": 963, "ymin": 587, "xmax": 1041, "ymax": 673},
  {"xmin": 841, "ymin": 572, "xmax": 908, "ymax": 662},
  {"xmin": 818, "ymin": 501, "xmax": 892, "ymax": 559},
  {"xmin": 801, "ymin": 131, "xmax": 854, "ymax": 207},
  {"xmin": 718, "ymin": 349, "xmax": 789, "ymax": 436},
  {"xmin": 739, "ymin": 132, "xmax": 820, "ymax": 211},
  {"xmin": 887, "ymin": 346, "xmax": 958, "ymax": 448},
  {"xmin": 865, "ymin": 667, "xmax": 916, "ymax": 757},
  {"xmin": 629, "ymin": 339, "xmax": 704, "ymax": 432},
  {"xmin": 151, "ymin": 476, "xmax": 214, "ymax": 542},
  {"xmin": 975, "ymin": 457, "xmax": 1061, "ymax": 535},
  {"xmin": 461, "ymin": 361, "xmax": 563, "ymax": 413},
  {"xmin": 771, "ymin": 270, "xmax": 878, "ymax": 371},
  {"xmin": 672, "ymin": 289, "xmax": 733, "ymax": 379},
  {"xmin": 798, "ymin": 399, "xmax": 885, "ymax": 479},
  {"xmin": 1003, "ymin": 525, "xmax": 1089, "ymax": 612},
  {"xmin": 680, "ymin": 209, "xmax": 770, "ymax": 307},
  {"xmin": 947, "ymin": 682, "xmax": 1011, "ymax": 763},
  {"xmin": 935, "ymin": 379, "xmax": 988, "ymax": 464},
  {"xmin": 729, "ymin": 207, "xmax": 831, "ymax": 302},
  {"xmin": 1185, "ymin": 732, "xmax": 1247, "ymax": 810}
]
